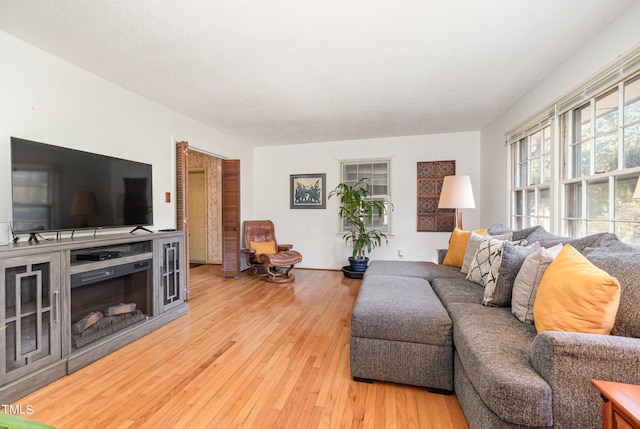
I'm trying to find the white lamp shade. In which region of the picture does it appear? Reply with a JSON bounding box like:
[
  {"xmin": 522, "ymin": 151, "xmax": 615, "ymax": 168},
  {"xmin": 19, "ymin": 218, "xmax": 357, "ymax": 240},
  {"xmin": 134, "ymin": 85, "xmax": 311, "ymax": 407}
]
[
  {"xmin": 438, "ymin": 175, "xmax": 476, "ymax": 209},
  {"xmin": 633, "ymin": 177, "xmax": 640, "ymax": 199}
]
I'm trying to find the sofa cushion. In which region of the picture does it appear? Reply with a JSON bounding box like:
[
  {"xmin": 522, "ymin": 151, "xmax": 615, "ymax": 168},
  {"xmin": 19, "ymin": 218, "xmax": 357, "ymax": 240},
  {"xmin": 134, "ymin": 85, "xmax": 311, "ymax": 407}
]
[
  {"xmin": 484, "ymin": 241, "xmax": 540, "ymax": 307},
  {"xmin": 584, "ymin": 233, "xmax": 637, "ymax": 255},
  {"xmin": 587, "ymin": 248, "xmax": 640, "ymax": 338},
  {"xmin": 487, "ymin": 223, "xmax": 543, "ymax": 241},
  {"xmin": 571, "ymin": 232, "xmax": 616, "ymax": 252},
  {"xmin": 351, "ymin": 275, "xmax": 452, "ymax": 346},
  {"xmin": 448, "ymin": 303, "xmax": 552, "ymax": 427},
  {"xmin": 534, "ymin": 244, "xmax": 621, "ymax": 335},
  {"xmin": 364, "ymin": 260, "xmax": 466, "ymax": 282},
  {"xmin": 526, "ymin": 228, "xmax": 609, "ymax": 252},
  {"xmin": 511, "ymin": 244, "xmax": 563, "ymax": 324},
  {"xmin": 430, "ymin": 278, "xmax": 484, "ymax": 310},
  {"xmin": 525, "ymin": 227, "xmax": 571, "ymax": 248}
]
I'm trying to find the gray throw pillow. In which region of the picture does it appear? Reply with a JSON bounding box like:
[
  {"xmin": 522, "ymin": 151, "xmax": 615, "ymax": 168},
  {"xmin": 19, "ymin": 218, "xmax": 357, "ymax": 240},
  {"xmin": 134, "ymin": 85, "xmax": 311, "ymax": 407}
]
[
  {"xmin": 525, "ymin": 227, "xmax": 570, "ymax": 248},
  {"xmin": 511, "ymin": 244, "xmax": 563, "ymax": 323},
  {"xmin": 483, "ymin": 241, "xmax": 540, "ymax": 307},
  {"xmin": 587, "ymin": 250, "xmax": 640, "ymax": 337}
]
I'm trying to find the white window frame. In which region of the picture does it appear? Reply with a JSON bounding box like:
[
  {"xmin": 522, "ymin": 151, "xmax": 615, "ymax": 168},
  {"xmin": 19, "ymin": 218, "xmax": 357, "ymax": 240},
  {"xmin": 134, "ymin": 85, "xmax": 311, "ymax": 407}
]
[
  {"xmin": 506, "ymin": 46, "xmax": 640, "ymax": 243},
  {"xmin": 560, "ymin": 76, "xmax": 640, "ymax": 241},
  {"xmin": 508, "ymin": 123, "xmax": 555, "ymax": 231},
  {"xmin": 337, "ymin": 158, "xmax": 392, "ymax": 234}
]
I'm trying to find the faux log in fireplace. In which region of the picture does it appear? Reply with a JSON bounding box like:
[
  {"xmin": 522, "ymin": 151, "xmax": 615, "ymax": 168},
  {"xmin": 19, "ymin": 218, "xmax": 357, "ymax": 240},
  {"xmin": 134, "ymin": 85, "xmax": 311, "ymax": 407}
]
[{"xmin": 70, "ymin": 259, "xmax": 151, "ymax": 348}]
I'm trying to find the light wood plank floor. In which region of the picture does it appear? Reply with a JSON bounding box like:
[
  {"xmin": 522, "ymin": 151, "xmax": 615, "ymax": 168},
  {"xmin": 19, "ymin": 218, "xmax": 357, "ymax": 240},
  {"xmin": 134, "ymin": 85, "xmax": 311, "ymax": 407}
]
[{"xmin": 17, "ymin": 266, "xmax": 469, "ymax": 429}]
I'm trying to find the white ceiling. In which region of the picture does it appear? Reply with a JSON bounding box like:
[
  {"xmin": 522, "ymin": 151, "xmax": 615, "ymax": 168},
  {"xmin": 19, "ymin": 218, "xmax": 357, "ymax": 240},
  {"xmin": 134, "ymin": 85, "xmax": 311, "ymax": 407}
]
[{"xmin": 0, "ymin": 1, "xmax": 635, "ymax": 146}]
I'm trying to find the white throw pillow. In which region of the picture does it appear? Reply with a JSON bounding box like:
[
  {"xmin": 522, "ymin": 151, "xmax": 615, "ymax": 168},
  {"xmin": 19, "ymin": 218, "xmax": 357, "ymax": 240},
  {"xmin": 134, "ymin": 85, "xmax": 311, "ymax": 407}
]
[
  {"xmin": 511, "ymin": 244, "xmax": 563, "ymax": 324},
  {"xmin": 461, "ymin": 231, "xmax": 512, "ymax": 275},
  {"xmin": 466, "ymin": 237, "xmax": 506, "ymax": 289},
  {"xmin": 461, "ymin": 231, "xmax": 486, "ymax": 275}
]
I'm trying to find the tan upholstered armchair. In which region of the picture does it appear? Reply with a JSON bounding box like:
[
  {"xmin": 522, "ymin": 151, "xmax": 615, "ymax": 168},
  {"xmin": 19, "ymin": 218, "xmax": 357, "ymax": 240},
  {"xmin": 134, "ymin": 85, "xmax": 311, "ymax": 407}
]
[{"xmin": 241, "ymin": 220, "xmax": 303, "ymax": 282}]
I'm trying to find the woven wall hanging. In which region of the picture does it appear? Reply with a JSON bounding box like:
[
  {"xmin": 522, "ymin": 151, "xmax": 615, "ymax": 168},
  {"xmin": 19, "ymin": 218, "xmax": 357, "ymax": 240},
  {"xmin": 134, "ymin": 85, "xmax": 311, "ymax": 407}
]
[{"xmin": 417, "ymin": 160, "xmax": 456, "ymax": 232}]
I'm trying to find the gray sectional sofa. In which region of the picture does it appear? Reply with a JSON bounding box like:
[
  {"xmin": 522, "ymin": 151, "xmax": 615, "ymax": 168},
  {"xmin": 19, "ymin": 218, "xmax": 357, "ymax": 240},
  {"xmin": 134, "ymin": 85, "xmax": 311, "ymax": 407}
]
[{"xmin": 350, "ymin": 224, "xmax": 640, "ymax": 428}]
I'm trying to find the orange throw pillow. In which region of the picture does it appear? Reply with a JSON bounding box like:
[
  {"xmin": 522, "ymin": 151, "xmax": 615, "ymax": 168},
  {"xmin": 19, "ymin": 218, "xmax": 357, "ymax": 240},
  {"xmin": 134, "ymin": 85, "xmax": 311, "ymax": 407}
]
[
  {"xmin": 250, "ymin": 240, "xmax": 277, "ymax": 255},
  {"xmin": 442, "ymin": 228, "xmax": 487, "ymax": 268},
  {"xmin": 533, "ymin": 244, "xmax": 620, "ymax": 335}
]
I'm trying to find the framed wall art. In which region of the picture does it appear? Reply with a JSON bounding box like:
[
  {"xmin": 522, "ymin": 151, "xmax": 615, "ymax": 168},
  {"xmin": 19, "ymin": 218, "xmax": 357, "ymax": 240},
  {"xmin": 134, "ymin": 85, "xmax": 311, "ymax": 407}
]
[{"xmin": 290, "ymin": 173, "xmax": 326, "ymax": 209}]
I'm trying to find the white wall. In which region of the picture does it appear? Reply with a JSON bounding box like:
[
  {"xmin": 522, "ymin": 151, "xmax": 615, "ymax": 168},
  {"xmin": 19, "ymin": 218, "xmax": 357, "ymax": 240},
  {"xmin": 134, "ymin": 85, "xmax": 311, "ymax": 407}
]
[
  {"xmin": 479, "ymin": 1, "xmax": 640, "ymax": 228},
  {"xmin": 0, "ymin": 30, "xmax": 255, "ymax": 237},
  {"xmin": 253, "ymin": 132, "xmax": 481, "ymax": 269},
  {"xmin": 8, "ymin": 0, "xmax": 639, "ymax": 263}
]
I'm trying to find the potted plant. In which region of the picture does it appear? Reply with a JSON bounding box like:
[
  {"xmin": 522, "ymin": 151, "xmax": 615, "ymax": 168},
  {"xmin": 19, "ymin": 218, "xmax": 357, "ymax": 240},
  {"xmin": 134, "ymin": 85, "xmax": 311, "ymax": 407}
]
[{"xmin": 328, "ymin": 178, "xmax": 392, "ymax": 275}]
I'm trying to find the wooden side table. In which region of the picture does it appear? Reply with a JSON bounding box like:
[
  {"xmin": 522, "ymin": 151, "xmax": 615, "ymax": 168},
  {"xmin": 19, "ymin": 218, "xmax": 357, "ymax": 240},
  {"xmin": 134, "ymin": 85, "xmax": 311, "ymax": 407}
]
[{"xmin": 592, "ymin": 379, "xmax": 640, "ymax": 429}]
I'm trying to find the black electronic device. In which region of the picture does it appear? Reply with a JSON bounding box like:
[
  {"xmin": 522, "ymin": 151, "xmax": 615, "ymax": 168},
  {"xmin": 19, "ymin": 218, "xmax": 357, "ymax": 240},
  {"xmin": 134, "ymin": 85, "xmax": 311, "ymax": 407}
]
[
  {"xmin": 76, "ymin": 250, "xmax": 125, "ymax": 261},
  {"xmin": 10, "ymin": 137, "xmax": 153, "ymax": 234}
]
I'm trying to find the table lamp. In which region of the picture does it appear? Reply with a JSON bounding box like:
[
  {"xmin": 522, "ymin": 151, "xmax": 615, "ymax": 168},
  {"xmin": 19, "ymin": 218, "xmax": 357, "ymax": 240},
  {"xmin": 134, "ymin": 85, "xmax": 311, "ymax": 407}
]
[{"xmin": 438, "ymin": 175, "xmax": 475, "ymax": 230}]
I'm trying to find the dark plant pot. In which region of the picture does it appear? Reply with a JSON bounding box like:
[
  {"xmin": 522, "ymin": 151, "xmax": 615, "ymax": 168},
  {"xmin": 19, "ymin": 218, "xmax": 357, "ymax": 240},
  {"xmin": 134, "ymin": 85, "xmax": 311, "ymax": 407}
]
[
  {"xmin": 341, "ymin": 266, "xmax": 364, "ymax": 279},
  {"xmin": 348, "ymin": 256, "xmax": 369, "ymax": 273}
]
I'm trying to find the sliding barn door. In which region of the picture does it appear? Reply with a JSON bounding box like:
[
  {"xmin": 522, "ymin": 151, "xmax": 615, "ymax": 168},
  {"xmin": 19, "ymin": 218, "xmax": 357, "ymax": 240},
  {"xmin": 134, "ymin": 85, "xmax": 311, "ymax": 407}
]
[
  {"xmin": 221, "ymin": 159, "xmax": 241, "ymax": 277},
  {"xmin": 175, "ymin": 141, "xmax": 190, "ymax": 299}
]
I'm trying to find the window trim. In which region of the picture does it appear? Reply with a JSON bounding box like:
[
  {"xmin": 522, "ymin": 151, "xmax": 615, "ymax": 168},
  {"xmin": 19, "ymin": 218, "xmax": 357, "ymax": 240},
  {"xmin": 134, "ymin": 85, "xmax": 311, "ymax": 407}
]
[
  {"xmin": 508, "ymin": 124, "xmax": 555, "ymax": 231},
  {"xmin": 336, "ymin": 157, "xmax": 392, "ymax": 235},
  {"xmin": 506, "ymin": 44, "xmax": 640, "ymax": 241}
]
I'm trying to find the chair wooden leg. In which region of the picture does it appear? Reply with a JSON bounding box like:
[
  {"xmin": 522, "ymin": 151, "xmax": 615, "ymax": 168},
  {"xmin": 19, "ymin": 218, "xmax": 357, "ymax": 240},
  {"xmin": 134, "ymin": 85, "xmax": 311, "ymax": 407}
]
[
  {"xmin": 284, "ymin": 265, "xmax": 295, "ymax": 277},
  {"xmin": 264, "ymin": 263, "xmax": 273, "ymax": 279},
  {"xmin": 246, "ymin": 262, "xmax": 263, "ymax": 276},
  {"xmin": 264, "ymin": 264, "xmax": 296, "ymax": 283}
]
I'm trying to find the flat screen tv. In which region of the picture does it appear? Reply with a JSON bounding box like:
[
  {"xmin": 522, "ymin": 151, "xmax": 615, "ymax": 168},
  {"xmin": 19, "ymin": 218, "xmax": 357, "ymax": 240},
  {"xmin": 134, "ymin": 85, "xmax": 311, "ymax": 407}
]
[{"xmin": 10, "ymin": 137, "xmax": 153, "ymax": 235}]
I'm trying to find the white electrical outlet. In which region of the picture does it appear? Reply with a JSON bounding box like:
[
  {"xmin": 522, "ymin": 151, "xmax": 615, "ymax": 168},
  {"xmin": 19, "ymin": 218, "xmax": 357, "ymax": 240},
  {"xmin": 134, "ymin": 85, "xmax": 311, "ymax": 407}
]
[{"xmin": 398, "ymin": 249, "xmax": 405, "ymax": 257}]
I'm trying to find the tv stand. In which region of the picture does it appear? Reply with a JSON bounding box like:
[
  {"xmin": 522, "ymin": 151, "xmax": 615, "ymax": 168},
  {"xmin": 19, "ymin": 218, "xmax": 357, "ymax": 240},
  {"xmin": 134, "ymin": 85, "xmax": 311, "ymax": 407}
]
[
  {"xmin": 130, "ymin": 226, "xmax": 153, "ymax": 234},
  {"xmin": 0, "ymin": 231, "xmax": 187, "ymax": 403},
  {"xmin": 28, "ymin": 233, "xmax": 40, "ymax": 243}
]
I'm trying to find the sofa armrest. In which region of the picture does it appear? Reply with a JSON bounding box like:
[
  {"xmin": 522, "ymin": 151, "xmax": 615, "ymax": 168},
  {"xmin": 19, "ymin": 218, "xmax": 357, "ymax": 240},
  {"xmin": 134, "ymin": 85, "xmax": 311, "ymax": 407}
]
[
  {"xmin": 531, "ymin": 331, "xmax": 640, "ymax": 428},
  {"xmin": 436, "ymin": 249, "xmax": 447, "ymax": 265}
]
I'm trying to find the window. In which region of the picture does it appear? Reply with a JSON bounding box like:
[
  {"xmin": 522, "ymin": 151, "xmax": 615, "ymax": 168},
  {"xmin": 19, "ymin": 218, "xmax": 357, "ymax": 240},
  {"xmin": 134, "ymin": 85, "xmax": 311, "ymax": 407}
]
[
  {"xmin": 338, "ymin": 159, "xmax": 391, "ymax": 233},
  {"xmin": 507, "ymin": 46, "xmax": 640, "ymax": 244},
  {"xmin": 11, "ymin": 169, "xmax": 55, "ymax": 232},
  {"xmin": 561, "ymin": 76, "xmax": 640, "ymax": 242},
  {"xmin": 509, "ymin": 125, "xmax": 553, "ymax": 230}
]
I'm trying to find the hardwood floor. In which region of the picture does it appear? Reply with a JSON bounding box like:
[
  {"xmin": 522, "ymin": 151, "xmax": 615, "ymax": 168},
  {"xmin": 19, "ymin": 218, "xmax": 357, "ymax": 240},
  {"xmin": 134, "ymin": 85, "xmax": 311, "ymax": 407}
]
[{"xmin": 17, "ymin": 266, "xmax": 469, "ymax": 428}]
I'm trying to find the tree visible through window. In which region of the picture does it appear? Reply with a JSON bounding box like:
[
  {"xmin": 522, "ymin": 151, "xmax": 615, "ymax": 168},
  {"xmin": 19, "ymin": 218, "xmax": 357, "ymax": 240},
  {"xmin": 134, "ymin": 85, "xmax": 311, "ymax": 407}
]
[
  {"xmin": 508, "ymin": 54, "xmax": 640, "ymax": 244},
  {"xmin": 562, "ymin": 75, "xmax": 640, "ymax": 243}
]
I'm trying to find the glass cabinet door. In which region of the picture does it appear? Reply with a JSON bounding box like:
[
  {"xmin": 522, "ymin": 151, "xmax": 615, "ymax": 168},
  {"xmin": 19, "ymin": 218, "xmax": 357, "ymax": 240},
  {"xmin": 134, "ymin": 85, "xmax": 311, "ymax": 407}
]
[
  {"xmin": 157, "ymin": 238, "xmax": 184, "ymax": 312},
  {"xmin": 1, "ymin": 253, "xmax": 62, "ymax": 384}
]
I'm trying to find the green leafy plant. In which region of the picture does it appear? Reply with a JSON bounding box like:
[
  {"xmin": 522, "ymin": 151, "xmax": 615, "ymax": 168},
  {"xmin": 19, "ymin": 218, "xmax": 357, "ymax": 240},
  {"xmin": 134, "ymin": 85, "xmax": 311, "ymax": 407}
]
[{"xmin": 328, "ymin": 178, "xmax": 393, "ymax": 259}]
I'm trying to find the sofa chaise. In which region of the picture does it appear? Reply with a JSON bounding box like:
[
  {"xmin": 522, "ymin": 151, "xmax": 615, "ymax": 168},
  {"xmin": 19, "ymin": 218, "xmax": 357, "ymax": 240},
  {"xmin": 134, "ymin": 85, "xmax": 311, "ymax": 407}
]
[{"xmin": 350, "ymin": 224, "xmax": 640, "ymax": 428}]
